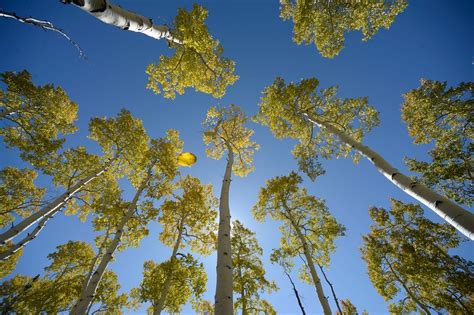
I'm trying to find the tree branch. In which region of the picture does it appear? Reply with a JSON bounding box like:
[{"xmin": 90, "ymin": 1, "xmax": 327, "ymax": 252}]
[{"xmin": 0, "ymin": 9, "xmax": 85, "ymax": 57}]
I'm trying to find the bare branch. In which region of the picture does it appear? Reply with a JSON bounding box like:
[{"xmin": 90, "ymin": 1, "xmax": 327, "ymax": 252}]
[{"xmin": 0, "ymin": 9, "xmax": 85, "ymax": 58}]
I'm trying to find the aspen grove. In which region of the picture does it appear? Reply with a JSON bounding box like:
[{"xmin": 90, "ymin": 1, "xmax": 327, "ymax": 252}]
[{"xmin": 0, "ymin": 1, "xmax": 472, "ymax": 314}]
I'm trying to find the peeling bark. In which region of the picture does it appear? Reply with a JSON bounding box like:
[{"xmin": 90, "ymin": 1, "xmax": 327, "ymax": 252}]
[{"xmin": 305, "ymin": 113, "xmax": 474, "ymax": 240}]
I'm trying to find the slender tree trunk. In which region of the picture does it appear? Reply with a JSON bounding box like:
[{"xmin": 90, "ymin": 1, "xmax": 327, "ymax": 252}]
[
  {"xmin": 241, "ymin": 291, "xmax": 248, "ymax": 315},
  {"xmin": 305, "ymin": 113, "xmax": 474, "ymax": 240},
  {"xmin": 153, "ymin": 221, "xmax": 184, "ymax": 315},
  {"xmin": 299, "ymin": 238, "xmax": 331, "ymax": 315},
  {"xmin": 384, "ymin": 257, "xmax": 431, "ymax": 314},
  {"xmin": 62, "ymin": 0, "xmax": 181, "ymax": 44},
  {"xmin": 78, "ymin": 227, "xmax": 112, "ymax": 304},
  {"xmin": 71, "ymin": 175, "xmax": 149, "ymax": 315},
  {"xmin": 283, "ymin": 270, "xmax": 306, "ymax": 315},
  {"xmin": 317, "ymin": 263, "xmax": 342, "ymax": 314},
  {"xmin": 0, "ymin": 207, "xmax": 59, "ymax": 261},
  {"xmin": 214, "ymin": 145, "xmax": 234, "ymax": 315},
  {"xmin": 287, "ymin": 213, "xmax": 331, "ymax": 315},
  {"xmin": 0, "ymin": 160, "xmax": 113, "ymax": 245}
]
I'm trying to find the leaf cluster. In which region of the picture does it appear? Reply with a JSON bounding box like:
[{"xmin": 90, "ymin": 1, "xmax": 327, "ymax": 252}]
[
  {"xmin": 361, "ymin": 199, "xmax": 473, "ymax": 313},
  {"xmin": 402, "ymin": 80, "xmax": 473, "ymax": 206},
  {"xmin": 280, "ymin": 0, "xmax": 407, "ymax": 58},
  {"xmin": 257, "ymin": 77, "xmax": 379, "ymax": 180},
  {"xmin": 203, "ymin": 105, "xmax": 259, "ymax": 177},
  {"xmin": 146, "ymin": 4, "xmax": 238, "ymax": 99}
]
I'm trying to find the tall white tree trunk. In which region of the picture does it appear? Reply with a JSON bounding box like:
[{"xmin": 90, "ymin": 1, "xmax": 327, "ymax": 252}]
[
  {"xmin": 77, "ymin": 227, "xmax": 112, "ymax": 305},
  {"xmin": 0, "ymin": 161, "xmax": 112, "ymax": 245},
  {"xmin": 214, "ymin": 146, "xmax": 234, "ymax": 315},
  {"xmin": 0, "ymin": 208, "xmax": 59, "ymax": 261},
  {"xmin": 62, "ymin": 0, "xmax": 181, "ymax": 44},
  {"xmin": 153, "ymin": 221, "xmax": 184, "ymax": 315},
  {"xmin": 305, "ymin": 113, "xmax": 474, "ymax": 240},
  {"xmin": 287, "ymin": 214, "xmax": 331, "ymax": 315},
  {"xmin": 71, "ymin": 176, "xmax": 149, "ymax": 315}
]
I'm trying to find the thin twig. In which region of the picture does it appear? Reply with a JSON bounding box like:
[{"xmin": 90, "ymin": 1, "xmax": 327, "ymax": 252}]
[
  {"xmin": 283, "ymin": 270, "xmax": 306, "ymax": 315},
  {"xmin": 0, "ymin": 9, "xmax": 85, "ymax": 58}
]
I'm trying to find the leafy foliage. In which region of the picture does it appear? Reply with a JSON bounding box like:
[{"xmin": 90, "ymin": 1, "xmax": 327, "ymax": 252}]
[
  {"xmin": 256, "ymin": 77, "xmax": 379, "ymax": 180},
  {"xmin": 133, "ymin": 254, "xmax": 207, "ymax": 314},
  {"xmin": 203, "ymin": 105, "xmax": 259, "ymax": 177},
  {"xmin": 254, "ymin": 171, "xmax": 344, "ymax": 281},
  {"xmin": 232, "ymin": 220, "xmax": 278, "ymax": 314},
  {"xmin": 361, "ymin": 199, "xmax": 474, "ymax": 313},
  {"xmin": 402, "ymin": 80, "xmax": 473, "ymax": 206},
  {"xmin": 0, "ymin": 70, "xmax": 78, "ymax": 169},
  {"xmin": 0, "ymin": 244, "xmax": 22, "ymax": 279},
  {"xmin": 146, "ymin": 4, "xmax": 238, "ymax": 99},
  {"xmin": 280, "ymin": 0, "xmax": 407, "ymax": 58},
  {"xmin": 192, "ymin": 299, "xmax": 214, "ymax": 315},
  {"xmin": 335, "ymin": 299, "xmax": 358, "ymax": 315},
  {"xmin": 159, "ymin": 175, "xmax": 218, "ymax": 256},
  {"xmin": 0, "ymin": 167, "xmax": 45, "ymax": 228},
  {"xmin": 93, "ymin": 129, "xmax": 185, "ymax": 251},
  {"xmin": 0, "ymin": 241, "xmax": 130, "ymax": 313}
]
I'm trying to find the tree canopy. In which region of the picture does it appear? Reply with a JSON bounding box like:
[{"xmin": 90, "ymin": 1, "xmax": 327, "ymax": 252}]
[
  {"xmin": 146, "ymin": 4, "xmax": 239, "ymax": 99},
  {"xmin": 362, "ymin": 199, "xmax": 474, "ymax": 313},
  {"xmin": 280, "ymin": 0, "xmax": 407, "ymax": 58},
  {"xmin": 0, "ymin": 70, "xmax": 78, "ymax": 170},
  {"xmin": 257, "ymin": 77, "xmax": 379, "ymax": 180},
  {"xmin": 402, "ymin": 80, "xmax": 473, "ymax": 206},
  {"xmin": 232, "ymin": 220, "xmax": 278, "ymax": 315}
]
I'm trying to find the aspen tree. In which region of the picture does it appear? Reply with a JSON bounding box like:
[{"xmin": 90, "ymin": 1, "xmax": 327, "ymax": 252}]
[
  {"xmin": 0, "ymin": 241, "xmax": 130, "ymax": 313},
  {"xmin": 257, "ymin": 77, "xmax": 474, "ymax": 239},
  {"xmin": 63, "ymin": 1, "xmax": 238, "ymax": 99},
  {"xmin": 402, "ymin": 80, "xmax": 473, "ymax": 206},
  {"xmin": 362, "ymin": 200, "xmax": 474, "ymax": 314},
  {"xmin": 280, "ymin": 0, "xmax": 407, "ymax": 58},
  {"xmin": 202, "ymin": 105, "xmax": 259, "ymax": 315},
  {"xmin": 140, "ymin": 175, "xmax": 217, "ymax": 314},
  {"xmin": 232, "ymin": 220, "xmax": 278, "ymax": 315},
  {"xmin": 253, "ymin": 171, "xmax": 345, "ymax": 315},
  {"xmin": 72, "ymin": 130, "xmax": 184, "ymax": 315},
  {"xmin": 0, "ymin": 70, "xmax": 78, "ymax": 170},
  {"xmin": 0, "ymin": 110, "xmax": 149, "ymax": 259},
  {"xmin": 133, "ymin": 254, "xmax": 207, "ymax": 314}
]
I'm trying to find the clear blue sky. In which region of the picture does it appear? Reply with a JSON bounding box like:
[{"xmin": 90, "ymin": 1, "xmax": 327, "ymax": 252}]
[{"xmin": 1, "ymin": 0, "xmax": 472, "ymax": 313}]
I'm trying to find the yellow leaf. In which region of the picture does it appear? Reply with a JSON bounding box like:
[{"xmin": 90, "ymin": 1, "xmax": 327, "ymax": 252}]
[{"xmin": 177, "ymin": 152, "xmax": 197, "ymax": 167}]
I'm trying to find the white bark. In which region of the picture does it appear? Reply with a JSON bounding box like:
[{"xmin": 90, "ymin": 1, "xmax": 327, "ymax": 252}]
[
  {"xmin": 287, "ymin": 213, "xmax": 331, "ymax": 315},
  {"xmin": 0, "ymin": 207, "xmax": 58, "ymax": 261},
  {"xmin": 153, "ymin": 221, "xmax": 183, "ymax": 315},
  {"xmin": 0, "ymin": 162, "xmax": 112, "ymax": 245},
  {"xmin": 76, "ymin": 227, "xmax": 112, "ymax": 309},
  {"xmin": 63, "ymin": 0, "xmax": 181, "ymax": 44},
  {"xmin": 214, "ymin": 145, "xmax": 234, "ymax": 315},
  {"xmin": 305, "ymin": 113, "xmax": 474, "ymax": 240},
  {"xmin": 71, "ymin": 176, "xmax": 149, "ymax": 315}
]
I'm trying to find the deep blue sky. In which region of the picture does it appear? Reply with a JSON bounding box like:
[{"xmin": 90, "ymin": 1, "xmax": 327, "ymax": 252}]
[{"xmin": 1, "ymin": 0, "xmax": 473, "ymax": 313}]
